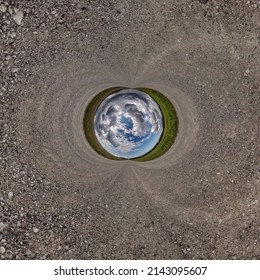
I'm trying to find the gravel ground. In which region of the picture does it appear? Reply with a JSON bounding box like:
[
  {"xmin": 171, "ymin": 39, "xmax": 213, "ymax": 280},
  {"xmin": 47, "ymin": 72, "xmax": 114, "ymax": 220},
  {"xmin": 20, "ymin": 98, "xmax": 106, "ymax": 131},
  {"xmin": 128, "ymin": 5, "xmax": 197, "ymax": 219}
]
[{"xmin": 0, "ymin": 0, "xmax": 259, "ymax": 259}]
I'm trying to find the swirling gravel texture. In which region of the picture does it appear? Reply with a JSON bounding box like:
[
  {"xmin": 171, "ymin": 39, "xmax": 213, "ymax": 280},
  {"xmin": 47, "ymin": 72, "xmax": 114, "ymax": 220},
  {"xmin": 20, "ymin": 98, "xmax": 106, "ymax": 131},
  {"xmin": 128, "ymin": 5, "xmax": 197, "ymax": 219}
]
[
  {"xmin": 0, "ymin": 0, "xmax": 259, "ymax": 259},
  {"xmin": 94, "ymin": 89, "xmax": 163, "ymax": 158}
]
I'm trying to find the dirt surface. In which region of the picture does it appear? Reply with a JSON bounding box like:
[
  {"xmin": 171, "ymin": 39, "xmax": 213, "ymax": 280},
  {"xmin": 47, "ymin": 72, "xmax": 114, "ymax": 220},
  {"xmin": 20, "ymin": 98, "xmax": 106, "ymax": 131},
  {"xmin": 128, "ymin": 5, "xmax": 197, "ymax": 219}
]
[{"xmin": 0, "ymin": 0, "xmax": 259, "ymax": 259}]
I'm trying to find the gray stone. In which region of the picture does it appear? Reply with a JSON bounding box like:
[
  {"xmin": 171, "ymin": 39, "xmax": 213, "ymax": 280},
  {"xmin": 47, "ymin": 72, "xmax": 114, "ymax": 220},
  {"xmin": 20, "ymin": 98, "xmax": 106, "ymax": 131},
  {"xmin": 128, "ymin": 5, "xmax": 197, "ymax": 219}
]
[
  {"xmin": 0, "ymin": 223, "xmax": 7, "ymax": 232},
  {"xmin": 9, "ymin": 31, "xmax": 16, "ymax": 38},
  {"xmin": 13, "ymin": 10, "xmax": 23, "ymax": 25},
  {"xmin": 33, "ymin": 227, "xmax": 39, "ymax": 233},
  {"xmin": 0, "ymin": 4, "xmax": 7, "ymax": 13},
  {"xmin": 11, "ymin": 68, "xmax": 18, "ymax": 73},
  {"xmin": 0, "ymin": 246, "xmax": 5, "ymax": 254},
  {"xmin": 8, "ymin": 191, "xmax": 13, "ymax": 200}
]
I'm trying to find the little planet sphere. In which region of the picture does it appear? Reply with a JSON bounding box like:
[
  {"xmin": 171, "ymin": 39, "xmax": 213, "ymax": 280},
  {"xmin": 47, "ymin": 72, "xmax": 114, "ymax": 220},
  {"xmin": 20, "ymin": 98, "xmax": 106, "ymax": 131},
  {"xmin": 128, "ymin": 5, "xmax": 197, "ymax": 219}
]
[{"xmin": 94, "ymin": 89, "xmax": 163, "ymax": 159}]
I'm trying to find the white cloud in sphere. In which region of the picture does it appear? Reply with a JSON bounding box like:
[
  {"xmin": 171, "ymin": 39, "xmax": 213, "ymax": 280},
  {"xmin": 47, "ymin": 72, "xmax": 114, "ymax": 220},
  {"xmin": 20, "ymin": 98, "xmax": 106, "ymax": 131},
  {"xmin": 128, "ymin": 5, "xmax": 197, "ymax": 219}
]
[{"xmin": 94, "ymin": 89, "xmax": 163, "ymax": 158}]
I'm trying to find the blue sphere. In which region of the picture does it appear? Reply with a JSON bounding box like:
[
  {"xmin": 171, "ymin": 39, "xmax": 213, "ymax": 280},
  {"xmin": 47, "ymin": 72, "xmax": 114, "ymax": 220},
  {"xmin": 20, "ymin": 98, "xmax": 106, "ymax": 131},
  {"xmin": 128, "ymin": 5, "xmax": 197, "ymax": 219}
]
[{"xmin": 94, "ymin": 89, "xmax": 163, "ymax": 159}]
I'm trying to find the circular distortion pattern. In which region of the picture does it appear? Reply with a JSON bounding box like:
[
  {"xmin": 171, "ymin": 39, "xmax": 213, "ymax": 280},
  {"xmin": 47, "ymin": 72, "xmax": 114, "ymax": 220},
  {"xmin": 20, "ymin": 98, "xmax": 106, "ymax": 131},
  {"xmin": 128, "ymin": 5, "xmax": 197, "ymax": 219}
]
[
  {"xmin": 94, "ymin": 89, "xmax": 164, "ymax": 159},
  {"xmin": 1, "ymin": 1, "xmax": 259, "ymax": 260}
]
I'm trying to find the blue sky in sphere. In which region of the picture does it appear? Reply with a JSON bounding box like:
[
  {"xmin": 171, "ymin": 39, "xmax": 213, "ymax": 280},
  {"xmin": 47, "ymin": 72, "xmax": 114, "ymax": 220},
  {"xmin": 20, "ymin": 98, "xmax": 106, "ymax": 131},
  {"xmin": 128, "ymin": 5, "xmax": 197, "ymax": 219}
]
[{"xmin": 94, "ymin": 89, "xmax": 163, "ymax": 158}]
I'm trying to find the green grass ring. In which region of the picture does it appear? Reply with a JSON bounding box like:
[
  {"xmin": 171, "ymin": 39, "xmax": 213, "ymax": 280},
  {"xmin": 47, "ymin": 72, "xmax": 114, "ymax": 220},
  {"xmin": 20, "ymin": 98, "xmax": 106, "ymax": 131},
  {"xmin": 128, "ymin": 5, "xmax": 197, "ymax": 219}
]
[{"xmin": 83, "ymin": 87, "xmax": 178, "ymax": 161}]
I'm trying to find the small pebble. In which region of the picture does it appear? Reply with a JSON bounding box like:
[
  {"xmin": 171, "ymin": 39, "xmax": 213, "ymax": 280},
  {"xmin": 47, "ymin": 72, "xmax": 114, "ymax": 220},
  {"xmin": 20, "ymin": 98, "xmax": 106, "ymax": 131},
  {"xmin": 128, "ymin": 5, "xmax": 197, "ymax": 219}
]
[
  {"xmin": 11, "ymin": 68, "xmax": 18, "ymax": 73},
  {"xmin": 13, "ymin": 10, "xmax": 24, "ymax": 25},
  {"xmin": 26, "ymin": 249, "xmax": 32, "ymax": 256},
  {"xmin": 0, "ymin": 246, "xmax": 5, "ymax": 254},
  {"xmin": 10, "ymin": 31, "xmax": 16, "ymax": 38},
  {"xmin": 0, "ymin": 4, "xmax": 7, "ymax": 13},
  {"xmin": 5, "ymin": 55, "xmax": 12, "ymax": 61},
  {"xmin": 8, "ymin": 6, "xmax": 12, "ymax": 15},
  {"xmin": 8, "ymin": 192, "xmax": 13, "ymax": 200},
  {"xmin": 0, "ymin": 223, "xmax": 7, "ymax": 232},
  {"xmin": 33, "ymin": 227, "xmax": 39, "ymax": 233}
]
